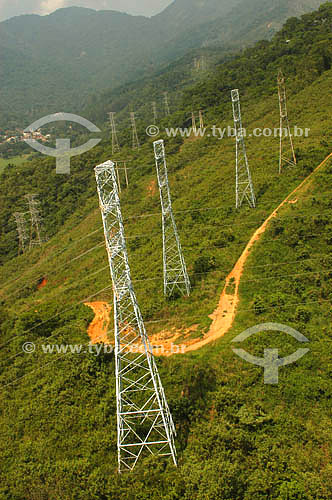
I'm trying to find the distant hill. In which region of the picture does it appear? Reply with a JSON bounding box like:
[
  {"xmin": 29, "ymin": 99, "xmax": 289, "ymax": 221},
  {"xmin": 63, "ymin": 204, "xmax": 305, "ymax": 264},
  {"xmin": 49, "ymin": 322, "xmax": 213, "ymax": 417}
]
[
  {"xmin": 155, "ymin": 0, "xmax": 325, "ymax": 56},
  {"xmin": 0, "ymin": 0, "xmax": 326, "ymax": 128}
]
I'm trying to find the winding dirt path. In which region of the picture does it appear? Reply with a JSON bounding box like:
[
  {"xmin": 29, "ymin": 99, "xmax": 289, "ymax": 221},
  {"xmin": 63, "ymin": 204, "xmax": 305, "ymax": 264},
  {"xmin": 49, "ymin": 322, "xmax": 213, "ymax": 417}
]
[
  {"xmin": 85, "ymin": 153, "xmax": 332, "ymax": 356},
  {"xmin": 85, "ymin": 302, "xmax": 112, "ymax": 344}
]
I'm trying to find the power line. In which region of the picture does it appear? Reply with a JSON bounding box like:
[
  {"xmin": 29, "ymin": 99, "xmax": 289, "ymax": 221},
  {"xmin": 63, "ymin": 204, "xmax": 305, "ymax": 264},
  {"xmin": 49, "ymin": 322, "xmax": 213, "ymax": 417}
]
[
  {"xmin": 2, "ymin": 154, "xmax": 330, "ymax": 290},
  {"xmin": 1, "ymin": 242, "xmax": 107, "ymax": 302},
  {"xmin": 0, "ymin": 226, "xmax": 103, "ymax": 291},
  {"xmin": 0, "ymin": 284, "xmax": 113, "ymax": 352},
  {"xmin": 2, "ymin": 222, "xmax": 329, "ymax": 305},
  {"xmin": 2, "ymin": 162, "xmax": 332, "ymax": 298},
  {"xmin": 3, "ymin": 195, "xmax": 330, "ymax": 293},
  {"xmin": 1, "ymin": 295, "xmax": 331, "ymax": 391},
  {"xmin": 1, "ymin": 263, "xmax": 331, "ymax": 358},
  {"xmin": 2, "ymin": 208, "xmax": 331, "ymax": 303}
]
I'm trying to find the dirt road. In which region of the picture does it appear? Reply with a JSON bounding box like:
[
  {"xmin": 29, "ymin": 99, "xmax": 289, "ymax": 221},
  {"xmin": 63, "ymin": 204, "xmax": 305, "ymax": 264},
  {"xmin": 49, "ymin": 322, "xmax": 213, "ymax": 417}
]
[{"xmin": 85, "ymin": 302, "xmax": 112, "ymax": 344}]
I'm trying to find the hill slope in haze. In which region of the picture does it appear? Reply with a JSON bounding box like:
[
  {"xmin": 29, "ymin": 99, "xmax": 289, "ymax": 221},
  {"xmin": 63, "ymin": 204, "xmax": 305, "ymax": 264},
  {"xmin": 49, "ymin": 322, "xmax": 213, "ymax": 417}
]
[
  {"xmin": 0, "ymin": 0, "xmax": 326, "ymax": 128},
  {"xmin": 0, "ymin": 4, "xmax": 332, "ymax": 498}
]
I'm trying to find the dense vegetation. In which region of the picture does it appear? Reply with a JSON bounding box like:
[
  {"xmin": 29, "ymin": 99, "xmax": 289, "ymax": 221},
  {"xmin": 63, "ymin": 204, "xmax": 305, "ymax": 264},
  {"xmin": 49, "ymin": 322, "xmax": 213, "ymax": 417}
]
[{"xmin": 0, "ymin": 3, "xmax": 332, "ymax": 499}]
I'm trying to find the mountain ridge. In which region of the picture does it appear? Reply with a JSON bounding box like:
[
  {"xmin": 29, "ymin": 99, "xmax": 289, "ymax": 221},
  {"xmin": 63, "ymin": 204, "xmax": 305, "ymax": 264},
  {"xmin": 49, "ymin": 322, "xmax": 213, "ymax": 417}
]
[{"xmin": 0, "ymin": 0, "xmax": 327, "ymax": 128}]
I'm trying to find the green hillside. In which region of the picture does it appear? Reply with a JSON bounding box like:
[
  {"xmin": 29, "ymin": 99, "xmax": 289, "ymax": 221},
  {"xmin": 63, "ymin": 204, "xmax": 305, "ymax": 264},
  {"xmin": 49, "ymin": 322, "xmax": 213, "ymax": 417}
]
[{"xmin": 0, "ymin": 4, "xmax": 332, "ymax": 499}]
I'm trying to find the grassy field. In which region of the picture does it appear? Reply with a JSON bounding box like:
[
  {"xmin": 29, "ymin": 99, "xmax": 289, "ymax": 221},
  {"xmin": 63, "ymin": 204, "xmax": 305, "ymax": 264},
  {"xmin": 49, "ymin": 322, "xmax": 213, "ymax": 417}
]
[{"xmin": 0, "ymin": 154, "xmax": 31, "ymax": 173}]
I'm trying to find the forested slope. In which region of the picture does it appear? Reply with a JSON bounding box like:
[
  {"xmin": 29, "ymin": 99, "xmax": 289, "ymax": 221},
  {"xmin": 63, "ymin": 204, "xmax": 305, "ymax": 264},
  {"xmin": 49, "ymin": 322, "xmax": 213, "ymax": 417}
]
[{"xmin": 0, "ymin": 4, "xmax": 332, "ymax": 499}]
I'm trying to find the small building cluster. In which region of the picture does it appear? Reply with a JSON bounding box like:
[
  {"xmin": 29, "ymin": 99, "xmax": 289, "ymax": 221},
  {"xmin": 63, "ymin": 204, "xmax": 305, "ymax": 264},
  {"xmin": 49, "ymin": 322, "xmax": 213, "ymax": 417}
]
[{"xmin": 0, "ymin": 129, "xmax": 51, "ymax": 145}]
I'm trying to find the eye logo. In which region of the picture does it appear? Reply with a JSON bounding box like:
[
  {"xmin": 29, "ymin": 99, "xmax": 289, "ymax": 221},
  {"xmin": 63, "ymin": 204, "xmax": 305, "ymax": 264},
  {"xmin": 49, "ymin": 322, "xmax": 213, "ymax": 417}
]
[
  {"xmin": 24, "ymin": 113, "xmax": 102, "ymax": 174},
  {"xmin": 232, "ymin": 323, "xmax": 310, "ymax": 384}
]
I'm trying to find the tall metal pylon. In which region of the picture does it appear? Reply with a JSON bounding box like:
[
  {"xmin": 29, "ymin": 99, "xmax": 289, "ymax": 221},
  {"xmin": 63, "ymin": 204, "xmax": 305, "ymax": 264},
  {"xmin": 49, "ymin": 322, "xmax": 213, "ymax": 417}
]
[
  {"xmin": 130, "ymin": 112, "xmax": 140, "ymax": 150},
  {"xmin": 152, "ymin": 101, "xmax": 157, "ymax": 125},
  {"xmin": 278, "ymin": 70, "xmax": 297, "ymax": 174},
  {"xmin": 25, "ymin": 194, "xmax": 44, "ymax": 249},
  {"xmin": 191, "ymin": 111, "xmax": 197, "ymax": 133},
  {"xmin": 231, "ymin": 89, "xmax": 256, "ymax": 209},
  {"xmin": 194, "ymin": 56, "xmax": 206, "ymax": 71},
  {"xmin": 163, "ymin": 92, "xmax": 170, "ymax": 116},
  {"xmin": 153, "ymin": 140, "xmax": 191, "ymax": 297},
  {"xmin": 115, "ymin": 160, "xmax": 129, "ymax": 189},
  {"xmin": 109, "ymin": 112, "xmax": 120, "ymax": 155},
  {"xmin": 199, "ymin": 110, "xmax": 204, "ymax": 129},
  {"xmin": 95, "ymin": 160, "xmax": 177, "ymax": 472},
  {"xmin": 13, "ymin": 212, "xmax": 28, "ymax": 255}
]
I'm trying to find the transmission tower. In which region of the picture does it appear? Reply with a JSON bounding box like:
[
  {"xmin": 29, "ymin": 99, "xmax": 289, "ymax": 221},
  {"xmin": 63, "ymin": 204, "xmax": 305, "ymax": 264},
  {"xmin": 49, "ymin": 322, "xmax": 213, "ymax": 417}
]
[
  {"xmin": 130, "ymin": 112, "xmax": 140, "ymax": 150},
  {"xmin": 231, "ymin": 90, "xmax": 256, "ymax": 209},
  {"xmin": 199, "ymin": 110, "xmax": 204, "ymax": 129},
  {"xmin": 278, "ymin": 70, "xmax": 297, "ymax": 174},
  {"xmin": 123, "ymin": 161, "xmax": 129, "ymax": 188},
  {"xmin": 13, "ymin": 212, "xmax": 28, "ymax": 255},
  {"xmin": 115, "ymin": 163, "xmax": 122, "ymax": 194},
  {"xmin": 115, "ymin": 160, "xmax": 129, "ymax": 189},
  {"xmin": 152, "ymin": 101, "xmax": 157, "ymax": 125},
  {"xmin": 194, "ymin": 56, "xmax": 206, "ymax": 71},
  {"xmin": 95, "ymin": 160, "xmax": 177, "ymax": 472},
  {"xmin": 109, "ymin": 112, "xmax": 120, "ymax": 155},
  {"xmin": 25, "ymin": 194, "xmax": 44, "ymax": 249},
  {"xmin": 153, "ymin": 140, "xmax": 191, "ymax": 297},
  {"xmin": 191, "ymin": 111, "xmax": 197, "ymax": 133},
  {"xmin": 163, "ymin": 92, "xmax": 170, "ymax": 116}
]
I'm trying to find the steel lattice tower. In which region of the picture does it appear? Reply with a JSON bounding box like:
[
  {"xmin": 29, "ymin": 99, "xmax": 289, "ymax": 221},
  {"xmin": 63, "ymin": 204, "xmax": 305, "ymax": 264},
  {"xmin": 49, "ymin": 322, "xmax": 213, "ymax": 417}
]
[
  {"xmin": 231, "ymin": 90, "xmax": 256, "ymax": 209},
  {"xmin": 278, "ymin": 70, "xmax": 297, "ymax": 174},
  {"xmin": 163, "ymin": 92, "xmax": 170, "ymax": 116},
  {"xmin": 130, "ymin": 112, "xmax": 140, "ymax": 150},
  {"xmin": 25, "ymin": 194, "xmax": 44, "ymax": 249},
  {"xmin": 153, "ymin": 140, "xmax": 191, "ymax": 297},
  {"xmin": 191, "ymin": 111, "xmax": 197, "ymax": 133},
  {"xmin": 152, "ymin": 102, "xmax": 157, "ymax": 125},
  {"xmin": 114, "ymin": 161, "xmax": 129, "ymax": 189},
  {"xmin": 95, "ymin": 161, "xmax": 177, "ymax": 472},
  {"xmin": 109, "ymin": 112, "xmax": 120, "ymax": 155},
  {"xmin": 199, "ymin": 110, "xmax": 204, "ymax": 129},
  {"xmin": 13, "ymin": 212, "xmax": 28, "ymax": 255}
]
